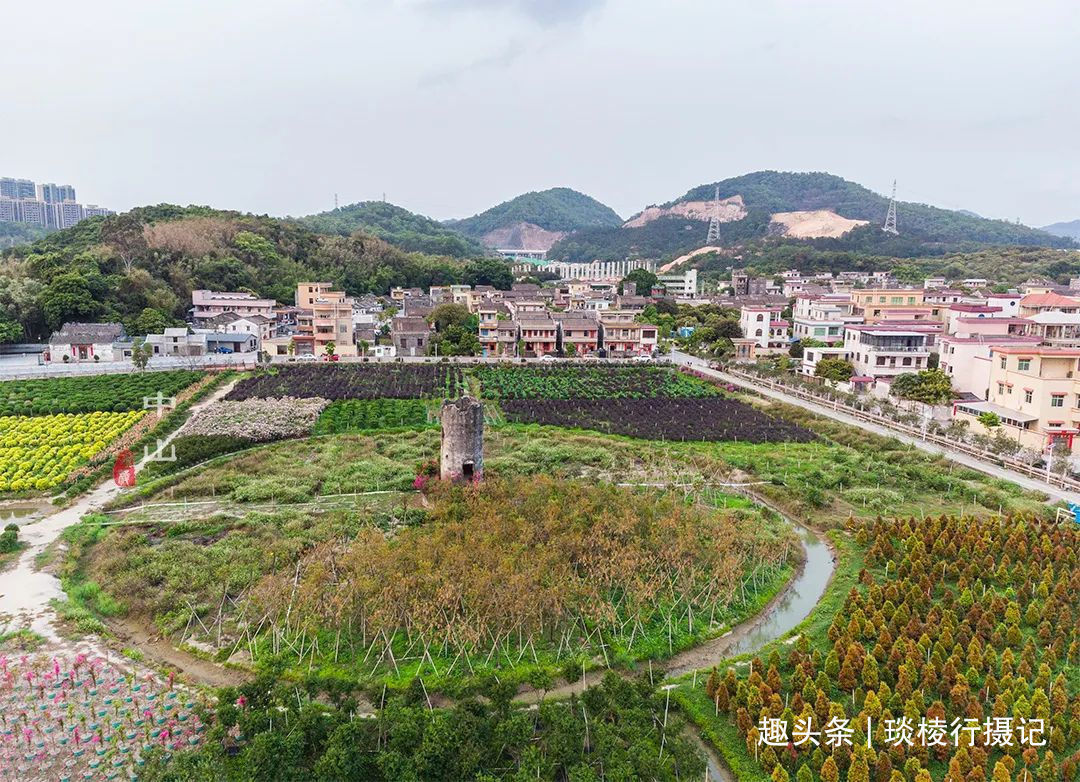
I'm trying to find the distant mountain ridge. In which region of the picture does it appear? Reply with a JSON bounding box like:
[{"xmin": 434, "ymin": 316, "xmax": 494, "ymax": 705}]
[
  {"xmin": 1040, "ymin": 219, "xmax": 1080, "ymax": 241},
  {"xmin": 548, "ymin": 171, "xmax": 1074, "ymax": 262},
  {"xmin": 299, "ymin": 201, "xmax": 489, "ymax": 258}
]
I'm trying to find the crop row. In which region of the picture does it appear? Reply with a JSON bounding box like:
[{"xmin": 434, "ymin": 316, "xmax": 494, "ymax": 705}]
[
  {"xmin": 0, "ymin": 370, "xmax": 203, "ymax": 416},
  {"xmin": 500, "ymin": 397, "xmax": 817, "ymax": 443},
  {"xmin": 313, "ymin": 399, "xmax": 432, "ymax": 434},
  {"xmin": 225, "ymin": 364, "xmax": 464, "ymax": 402},
  {"xmin": 473, "ymin": 365, "xmax": 718, "ymax": 400},
  {"xmin": 0, "ymin": 411, "xmax": 144, "ymax": 491}
]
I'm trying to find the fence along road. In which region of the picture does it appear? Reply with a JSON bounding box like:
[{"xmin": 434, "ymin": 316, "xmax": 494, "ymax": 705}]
[{"xmin": 670, "ymin": 349, "xmax": 1080, "ymax": 508}]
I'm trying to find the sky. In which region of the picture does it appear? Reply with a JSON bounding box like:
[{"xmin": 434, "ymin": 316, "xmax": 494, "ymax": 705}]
[{"xmin": 5, "ymin": 0, "xmax": 1079, "ymax": 226}]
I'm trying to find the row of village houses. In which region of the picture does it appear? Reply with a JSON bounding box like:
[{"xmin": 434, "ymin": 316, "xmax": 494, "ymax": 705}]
[
  {"xmin": 732, "ymin": 273, "xmax": 1080, "ymax": 454},
  {"xmin": 44, "ymin": 273, "xmax": 692, "ymax": 365}
]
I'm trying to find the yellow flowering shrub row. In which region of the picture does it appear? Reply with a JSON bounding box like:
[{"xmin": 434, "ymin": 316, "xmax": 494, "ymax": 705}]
[{"xmin": 0, "ymin": 411, "xmax": 145, "ymax": 492}]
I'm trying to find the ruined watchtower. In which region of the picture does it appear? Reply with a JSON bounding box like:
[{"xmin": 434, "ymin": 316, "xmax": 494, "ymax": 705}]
[{"xmin": 440, "ymin": 396, "xmax": 484, "ymax": 482}]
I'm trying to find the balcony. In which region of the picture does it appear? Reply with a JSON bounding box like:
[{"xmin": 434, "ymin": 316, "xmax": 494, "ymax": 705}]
[{"xmin": 863, "ymin": 344, "xmax": 927, "ymax": 353}]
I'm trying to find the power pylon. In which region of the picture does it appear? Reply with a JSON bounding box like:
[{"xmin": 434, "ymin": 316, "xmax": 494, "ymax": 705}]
[
  {"xmin": 882, "ymin": 180, "xmax": 899, "ymax": 235},
  {"xmin": 706, "ymin": 186, "xmax": 722, "ymax": 244}
]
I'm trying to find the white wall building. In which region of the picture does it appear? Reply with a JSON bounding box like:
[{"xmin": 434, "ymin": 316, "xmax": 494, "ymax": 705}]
[{"xmin": 656, "ymin": 268, "xmax": 698, "ymax": 297}]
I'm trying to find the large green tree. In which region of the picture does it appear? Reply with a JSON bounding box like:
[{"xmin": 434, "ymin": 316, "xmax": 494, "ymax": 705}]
[
  {"xmin": 815, "ymin": 358, "xmax": 855, "ymax": 383},
  {"xmin": 890, "ymin": 368, "xmax": 953, "ymax": 405}
]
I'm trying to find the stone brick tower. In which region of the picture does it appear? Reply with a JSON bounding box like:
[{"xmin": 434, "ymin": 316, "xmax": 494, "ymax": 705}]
[{"xmin": 440, "ymin": 396, "xmax": 484, "ymax": 482}]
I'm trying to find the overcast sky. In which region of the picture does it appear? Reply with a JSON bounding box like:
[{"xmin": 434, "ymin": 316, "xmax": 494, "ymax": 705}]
[{"xmin": 5, "ymin": 0, "xmax": 1079, "ymax": 226}]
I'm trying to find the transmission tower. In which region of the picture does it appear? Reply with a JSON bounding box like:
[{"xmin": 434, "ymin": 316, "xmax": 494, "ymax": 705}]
[
  {"xmin": 882, "ymin": 180, "xmax": 899, "ymax": 235},
  {"xmin": 706, "ymin": 186, "xmax": 722, "ymax": 244}
]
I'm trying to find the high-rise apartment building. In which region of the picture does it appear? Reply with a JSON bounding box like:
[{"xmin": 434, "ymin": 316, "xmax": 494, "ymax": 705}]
[
  {"xmin": 38, "ymin": 183, "xmax": 77, "ymax": 203},
  {"xmin": 0, "ymin": 178, "xmax": 36, "ymax": 199},
  {"xmin": 48, "ymin": 202, "xmax": 86, "ymax": 229},
  {"xmin": 0, "ymin": 176, "xmax": 111, "ymax": 229}
]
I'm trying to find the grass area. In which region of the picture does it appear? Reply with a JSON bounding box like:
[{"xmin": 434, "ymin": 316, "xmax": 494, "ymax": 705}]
[{"xmin": 0, "ymin": 628, "xmax": 46, "ymax": 651}]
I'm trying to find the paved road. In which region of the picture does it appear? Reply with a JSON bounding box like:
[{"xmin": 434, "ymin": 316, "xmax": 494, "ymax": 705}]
[{"xmin": 670, "ymin": 350, "xmax": 1080, "ymax": 507}]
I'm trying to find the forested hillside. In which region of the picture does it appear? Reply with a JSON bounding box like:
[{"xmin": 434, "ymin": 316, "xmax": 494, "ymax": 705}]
[
  {"xmin": 0, "ymin": 205, "xmax": 512, "ymax": 342},
  {"xmin": 701, "ymin": 242, "xmax": 1080, "ymax": 289},
  {"xmin": 549, "ymin": 171, "xmax": 1073, "ymax": 263},
  {"xmin": 447, "ymin": 187, "xmax": 622, "ymax": 238},
  {"xmin": 0, "ymin": 222, "xmax": 50, "ymax": 251},
  {"xmin": 299, "ymin": 201, "xmax": 489, "ymax": 258}
]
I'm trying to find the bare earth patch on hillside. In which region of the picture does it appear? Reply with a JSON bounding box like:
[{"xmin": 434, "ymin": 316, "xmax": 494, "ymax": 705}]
[
  {"xmin": 659, "ymin": 245, "xmax": 728, "ymax": 273},
  {"xmin": 624, "ymin": 195, "xmax": 746, "ymax": 228},
  {"xmin": 769, "ymin": 209, "xmax": 867, "ymax": 238},
  {"xmin": 481, "ymin": 221, "xmax": 566, "ymax": 252}
]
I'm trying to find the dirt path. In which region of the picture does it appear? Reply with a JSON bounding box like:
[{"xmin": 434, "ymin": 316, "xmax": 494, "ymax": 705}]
[{"xmin": 0, "ymin": 379, "xmax": 237, "ymax": 648}]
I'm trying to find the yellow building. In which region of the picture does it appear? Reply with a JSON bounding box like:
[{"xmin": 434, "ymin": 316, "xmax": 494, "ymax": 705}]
[
  {"xmin": 295, "ymin": 283, "xmax": 357, "ymax": 357},
  {"xmin": 953, "ymin": 346, "xmax": 1080, "ymax": 452},
  {"xmin": 852, "ymin": 288, "xmax": 929, "ymax": 323}
]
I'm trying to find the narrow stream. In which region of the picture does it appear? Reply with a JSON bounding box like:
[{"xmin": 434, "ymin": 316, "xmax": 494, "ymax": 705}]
[{"xmin": 664, "ymin": 521, "xmax": 833, "ymax": 677}]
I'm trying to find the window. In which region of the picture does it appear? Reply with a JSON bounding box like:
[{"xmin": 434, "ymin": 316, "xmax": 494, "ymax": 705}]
[
  {"xmin": 756, "ymin": 313, "xmax": 764, "ymax": 321},
  {"xmin": 1000, "ymin": 356, "xmax": 1007, "ymax": 369},
  {"xmin": 876, "ymin": 356, "xmax": 886, "ymax": 366},
  {"xmin": 890, "ymin": 296, "xmax": 902, "ymax": 305},
  {"xmin": 907, "ymin": 297, "xmax": 916, "ymax": 304},
  {"xmin": 1025, "ymin": 390, "xmax": 1033, "ymax": 403},
  {"xmin": 878, "ymin": 296, "xmax": 886, "ymax": 304},
  {"xmin": 1017, "ymin": 359, "xmax": 1031, "ymax": 371},
  {"xmin": 998, "ymin": 382, "xmax": 1005, "ymax": 394},
  {"xmin": 1051, "ymin": 394, "xmax": 1065, "ymax": 407},
  {"xmin": 902, "ymin": 357, "xmax": 912, "ymax": 366}
]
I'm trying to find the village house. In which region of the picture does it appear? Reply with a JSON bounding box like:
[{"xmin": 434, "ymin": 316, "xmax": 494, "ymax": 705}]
[
  {"xmin": 296, "ymin": 282, "xmax": 357, "ymax": 357},
  {"xmin": 739, "ymin": 306, "xmax": 791, "ymax": 353},
  {"xmin": 46, "ymin": 322, "xmax": 126, "ymax": 363},
  {"xmin": 842, "ymin": 324, "xmax": 931, "ymax": 381},
  {"xmin": 190, "ymin": 290, "xmax": 276, "ymax": 324},
  {"xmin": 391, "ymin": 315, "xmax": 431, "ymax": 357},
  {"xmin": 597, "ymin": 310, "xmax": 657, "ymax": 356},
  {"xmin": 516, "ymin": 314, "xmax": 558, "ymax": 357},
  {"xmin": 953, "ymin": 346, "xmax": 1080, "ymax": 453},
  {"xmin": 553, "ymin": 312, "xmax": 599, "ymax": 356}
]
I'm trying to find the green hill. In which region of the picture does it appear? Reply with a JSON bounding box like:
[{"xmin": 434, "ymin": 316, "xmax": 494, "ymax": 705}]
[
  {"xmin": 0, "ymin": 205, "xmax": 509, "ymax": 342},
  {"xmin": 299, "ymin": 201, "xmax": 489, "ymax": 258},
  {"xmin": 548, "ymin": 171, "xmax": 1073, "ymax": 262},
  {"xmin": 0, "ymin": 222, "xmax": 50, "ymax": 250},
  {"xmin": 447, "ymin": 187, "xmax": 622, "ymax": 238}
]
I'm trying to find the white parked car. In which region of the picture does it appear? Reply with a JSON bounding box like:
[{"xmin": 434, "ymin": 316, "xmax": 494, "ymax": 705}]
[
  {"xmin": 633, "ymin": 354, "xmax": 652, "ymax": 362},
  {"xmin": 539, "ymin": 354, "xmax": 557, "ymax": 362}
]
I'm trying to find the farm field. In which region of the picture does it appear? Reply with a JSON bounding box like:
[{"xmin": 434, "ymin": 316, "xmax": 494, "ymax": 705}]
[
  {"xmin": 225, "ymin": 363, "xmax": 463, "ymax": 401},
  {"xmin": 501, "ymin": 397, "xmax": 817, "ymax": 442},
  {"xmin": 0, "ymin": 370, "xmax": 203, "ymax": 416},
  {"xmin": 474, "ymin": 363, "xmax": 718, "ymax": 399},
  {"xmin": 0, "ymin": 410, "xmax": 144, "ymax": 491},
  {"xmin": 313, "ymin": 398, "xmax": 434, "ymax": 434}
]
